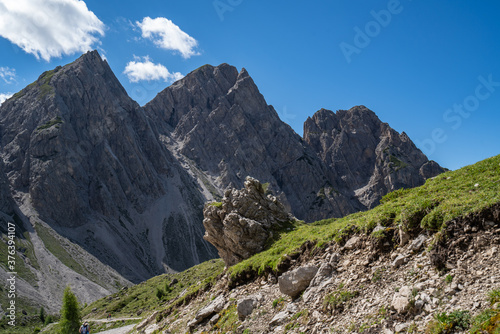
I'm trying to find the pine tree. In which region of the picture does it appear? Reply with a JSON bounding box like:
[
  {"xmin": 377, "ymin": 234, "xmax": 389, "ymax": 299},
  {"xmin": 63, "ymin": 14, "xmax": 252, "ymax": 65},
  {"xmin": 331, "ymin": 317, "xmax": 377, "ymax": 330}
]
[
  {"xmin": 59, "ymin": 286, "xmax": 81, "ymax": 334},
  {"xmin": 39, "ymin": 307, "xmax": 45, "ymax": 323}
]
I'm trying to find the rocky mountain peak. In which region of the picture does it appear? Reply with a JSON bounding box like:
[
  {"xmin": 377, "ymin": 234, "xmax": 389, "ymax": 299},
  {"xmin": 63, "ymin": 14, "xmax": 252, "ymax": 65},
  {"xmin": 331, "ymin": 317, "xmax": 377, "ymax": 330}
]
[
  {"xmin": 237, "ymin": 67, "xmax": 250, "ymax": 79},
  {"xmin": 182, "ymin": 63, "xmax": 239, "ymax": 91},
  {"xmin": 145, "ymin": 64, "xmax": 362, "ymax": 222},
  {"xmin": 304, "ymin": 106, "xmax": 445, "ymax": 209},
  {"xmin": 144, "ymin": 63, "xmax": 240, "ymax": 130}
]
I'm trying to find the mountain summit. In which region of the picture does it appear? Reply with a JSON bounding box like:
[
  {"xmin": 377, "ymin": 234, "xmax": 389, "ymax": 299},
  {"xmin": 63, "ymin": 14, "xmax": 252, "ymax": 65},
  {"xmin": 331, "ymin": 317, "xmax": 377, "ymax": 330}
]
[
  {"xmin": 304, "ymin": 106, "xmax": 444, "ymax": 209},
  {"xmin": 0, "ymin": 51, "xmax": 444, "ymax": 311}
]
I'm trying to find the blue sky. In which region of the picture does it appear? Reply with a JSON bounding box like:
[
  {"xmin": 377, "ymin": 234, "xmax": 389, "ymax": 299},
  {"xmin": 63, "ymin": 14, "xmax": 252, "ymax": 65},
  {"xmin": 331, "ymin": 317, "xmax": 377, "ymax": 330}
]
[{"xmin": 1, "ymin": 0, "xmax": 499, "ymax": 171}]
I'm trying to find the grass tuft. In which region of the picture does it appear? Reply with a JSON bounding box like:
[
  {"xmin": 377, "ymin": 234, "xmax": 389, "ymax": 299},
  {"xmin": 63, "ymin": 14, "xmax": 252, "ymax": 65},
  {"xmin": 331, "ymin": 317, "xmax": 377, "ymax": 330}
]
[
  {"xmin": 36, "ymin": 116, "xmax": 63, "ymax": 131},
  {"xmin": 426, "ymin": 310, "xmax": 471, "ymax": 334}
]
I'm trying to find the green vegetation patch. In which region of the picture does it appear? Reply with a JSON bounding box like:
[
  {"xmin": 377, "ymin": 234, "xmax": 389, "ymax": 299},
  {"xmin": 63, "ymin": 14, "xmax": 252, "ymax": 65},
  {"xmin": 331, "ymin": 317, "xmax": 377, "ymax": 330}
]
[
  {"xmin": 87, "ymin": 318, "xmax": 141, "ymax": 333},
  {"xmin": 34, "ymin": 223, "xmax": 86, "ymax": 278},
  {"xmin": 0, "ymin": 315, "xmax": 46, "ymax": 334},
  {"xmin": 38, "ymin": 68, "xmax": 58, "ymax": 99},
  {"xmin": 213, "ymin": 304, "xmax": 239, "ymax": 333},
  {"xmin": 470, "ymin": 309, "xmax": 500, "ymax": 334},
  {"xmin": 272, "ymin": 296, "xmax": 286, "ymax": 310},
  {"xmin": 389, "ymin": 154, "xmax": 408, "ymax": 170},
  {"xmin": 12, "ymin": 66, "xmax": 60, "ymax": 101},
  {"xmin": 83, "ymin": 259, "xmax": 224, "ymax": 318},
  {"xmin": 0, "ymin": 232, "xmax": 39, "ymax": 286},
  {"xmin": 426, "ymin": 310, "xmax": 471, "ymax": 334},
  {"xmin": 323, "ymin": 283, "xmax": 359, "ymax": 312},
  {"xmin": 36, "ymin": 116, "xmax": 63, "ymax": 131},
  {"xmin": 489, "ymin": 289, "xmax": 500, "ymax": 305},
  {"xmin": 469, "ymin": 288, "xmax": 500, "ymax": 333}
]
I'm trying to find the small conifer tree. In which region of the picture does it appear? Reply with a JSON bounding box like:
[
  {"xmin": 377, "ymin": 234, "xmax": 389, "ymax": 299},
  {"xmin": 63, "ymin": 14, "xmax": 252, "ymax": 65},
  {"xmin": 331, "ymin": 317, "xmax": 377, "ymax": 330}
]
[
  {"xmin": 39, "ymin": 307, "xmax": 45, "ymax": 324},
  {"xmin": 59, "ymin": 286, "xmax": 81, "ymax": 334}
]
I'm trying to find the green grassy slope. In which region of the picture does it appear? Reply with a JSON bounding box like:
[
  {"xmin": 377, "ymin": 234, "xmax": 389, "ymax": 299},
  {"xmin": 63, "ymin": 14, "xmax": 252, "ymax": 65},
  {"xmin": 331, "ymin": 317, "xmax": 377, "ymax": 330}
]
[
  {"xmin": 83, "ymin": 259, "xmax": 224, "ymax": 318},
  {"xmin": 230, "ymin": 154, "xmax": 500, "ymax": 277}
]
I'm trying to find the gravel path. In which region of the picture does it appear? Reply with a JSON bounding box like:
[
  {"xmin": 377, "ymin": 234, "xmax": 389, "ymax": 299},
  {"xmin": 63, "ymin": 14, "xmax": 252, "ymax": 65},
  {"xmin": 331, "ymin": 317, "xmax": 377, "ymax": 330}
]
[
  {"xmin": 94, "ymin": 324, "xmax": 136, "ymax": 334},
  {"xmin": 85, "ymin": 317, "xmax": 142, "ymax": 334}
]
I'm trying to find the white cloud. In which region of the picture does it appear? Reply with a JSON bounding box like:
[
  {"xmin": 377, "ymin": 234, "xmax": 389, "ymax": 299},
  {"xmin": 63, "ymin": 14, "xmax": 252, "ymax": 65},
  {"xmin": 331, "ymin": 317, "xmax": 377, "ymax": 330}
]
[
  {"xmin": 0, "ymin": 93, "xmax": 13, "ymax": 105},
  {"xmin": 123, "ymin": 56, "xmax": 184, "ymax": 83},
  {"xmin": 0, "ymin": 0, "xmax": 105, "ymax": 62},
  {"xmin": 0, "ymin": 67, "xmax": 16, "ymax": 84},
  {"xmin": 136, "ymin": 17, "xmax": 199, "ymax": 59}
]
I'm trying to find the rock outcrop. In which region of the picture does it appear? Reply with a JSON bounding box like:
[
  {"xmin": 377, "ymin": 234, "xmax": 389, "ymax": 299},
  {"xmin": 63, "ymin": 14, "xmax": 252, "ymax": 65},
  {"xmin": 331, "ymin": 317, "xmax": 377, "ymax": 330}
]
[
  {"xmin": 0, "ymin": 160, "xmax": 13, "ymax": 217},
  {"xmin": 203, "ymin": 177, "xmax": 296, "ymax": 266},
  {"xmin": 188, "ymin": 295, "xmax": 226, "ymax": 328}
]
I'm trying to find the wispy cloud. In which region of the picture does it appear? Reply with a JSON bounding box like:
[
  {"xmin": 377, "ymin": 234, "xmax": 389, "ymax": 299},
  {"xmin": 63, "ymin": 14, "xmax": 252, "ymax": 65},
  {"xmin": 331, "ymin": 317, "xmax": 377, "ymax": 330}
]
[
  {"xmin": 0, "ymin": 67, "xmax": 16, "ymax": 84},
  {"xmin": 136, "ymin": 17, "xmax": 199, "ymax": 59},
  {"xmin": 0, "ymin": 0, "xmax": 105, "ymax": 62},
  {"xmin": 0, "ymin": 93, "xmax": 13, "ymax": 105},
  {"xmin": 123, "ymin": 56, "xmax": 184, "ymax": 83}
]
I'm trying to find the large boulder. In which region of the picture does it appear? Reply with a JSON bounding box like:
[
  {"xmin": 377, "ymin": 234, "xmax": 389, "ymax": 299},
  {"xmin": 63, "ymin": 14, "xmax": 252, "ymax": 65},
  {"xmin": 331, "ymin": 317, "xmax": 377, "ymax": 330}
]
[
  {"xmin": 203, "ymin": 177, "xmax": 296, "ymax": 266},
  {"xmin": 278, "ymin": 265, "xmax": 319, "ymax": 299}
]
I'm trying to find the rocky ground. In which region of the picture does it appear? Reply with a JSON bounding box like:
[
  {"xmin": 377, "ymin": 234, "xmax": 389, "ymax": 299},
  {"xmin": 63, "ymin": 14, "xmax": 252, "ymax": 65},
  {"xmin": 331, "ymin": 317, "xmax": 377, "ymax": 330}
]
[{"xmin": 127, "ymin": 203, "xmax": 499, "ymax": 334}]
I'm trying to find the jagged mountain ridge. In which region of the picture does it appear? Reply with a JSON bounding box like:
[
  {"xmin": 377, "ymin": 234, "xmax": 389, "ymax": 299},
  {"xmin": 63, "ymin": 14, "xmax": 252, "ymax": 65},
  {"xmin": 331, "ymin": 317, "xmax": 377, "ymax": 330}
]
[
  {"xmin": 304, "ymin": 107, "xmax": 445, "ymax": 209},
  {"xmin": 144, "ymin": 64, "xmax": 362, "ymax": 222},
  {"xmin": 145, "ymin": 64, "xmax": 444, "ymax": 221},
  {"xmin": 0, "ymin": 50, "xmax": 443, "ymax": 312}
]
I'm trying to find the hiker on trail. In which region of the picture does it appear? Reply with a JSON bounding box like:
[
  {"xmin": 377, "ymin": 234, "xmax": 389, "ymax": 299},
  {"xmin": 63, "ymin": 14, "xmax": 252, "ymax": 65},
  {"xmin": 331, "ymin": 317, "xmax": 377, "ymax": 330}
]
[{"xmin": 79, "ymin": 321, "xmax": 90, "ymax": 334}]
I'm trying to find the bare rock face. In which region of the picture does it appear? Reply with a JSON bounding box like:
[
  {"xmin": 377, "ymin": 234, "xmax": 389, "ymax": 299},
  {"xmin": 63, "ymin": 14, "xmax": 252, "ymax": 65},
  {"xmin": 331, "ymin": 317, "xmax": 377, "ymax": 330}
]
[
  {"xmin": 203, "ymin": 177, "xmax": 296, "ymax": 266},
  {"xmin": 0, "ymin": 51, "xmax": 217, "ymax": 283},
  {"xmin": 304, "ymin": 107, "xmax": 446, "ymax": 209},
  {"xmin": 145, "ymin": 65, "xmax": 363, "ymax": 222},
  {"xmin": 0, "ymin": 160, "xmax": 12, "ymax": 216}
]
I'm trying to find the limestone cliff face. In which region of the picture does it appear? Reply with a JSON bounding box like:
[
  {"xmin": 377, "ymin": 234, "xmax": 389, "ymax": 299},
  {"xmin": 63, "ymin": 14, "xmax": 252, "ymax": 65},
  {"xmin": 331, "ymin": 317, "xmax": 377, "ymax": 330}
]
[
  {"xmin": 145, "ymin": 65, "xmax": 363, "ymax": 222},
  {"xmin": 304, "ymin": 107, "xmax": 445, "ymax": 208},
  {"xmin": 0, "ymin": 51, "xmax": 217, "ymax": 283}
]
